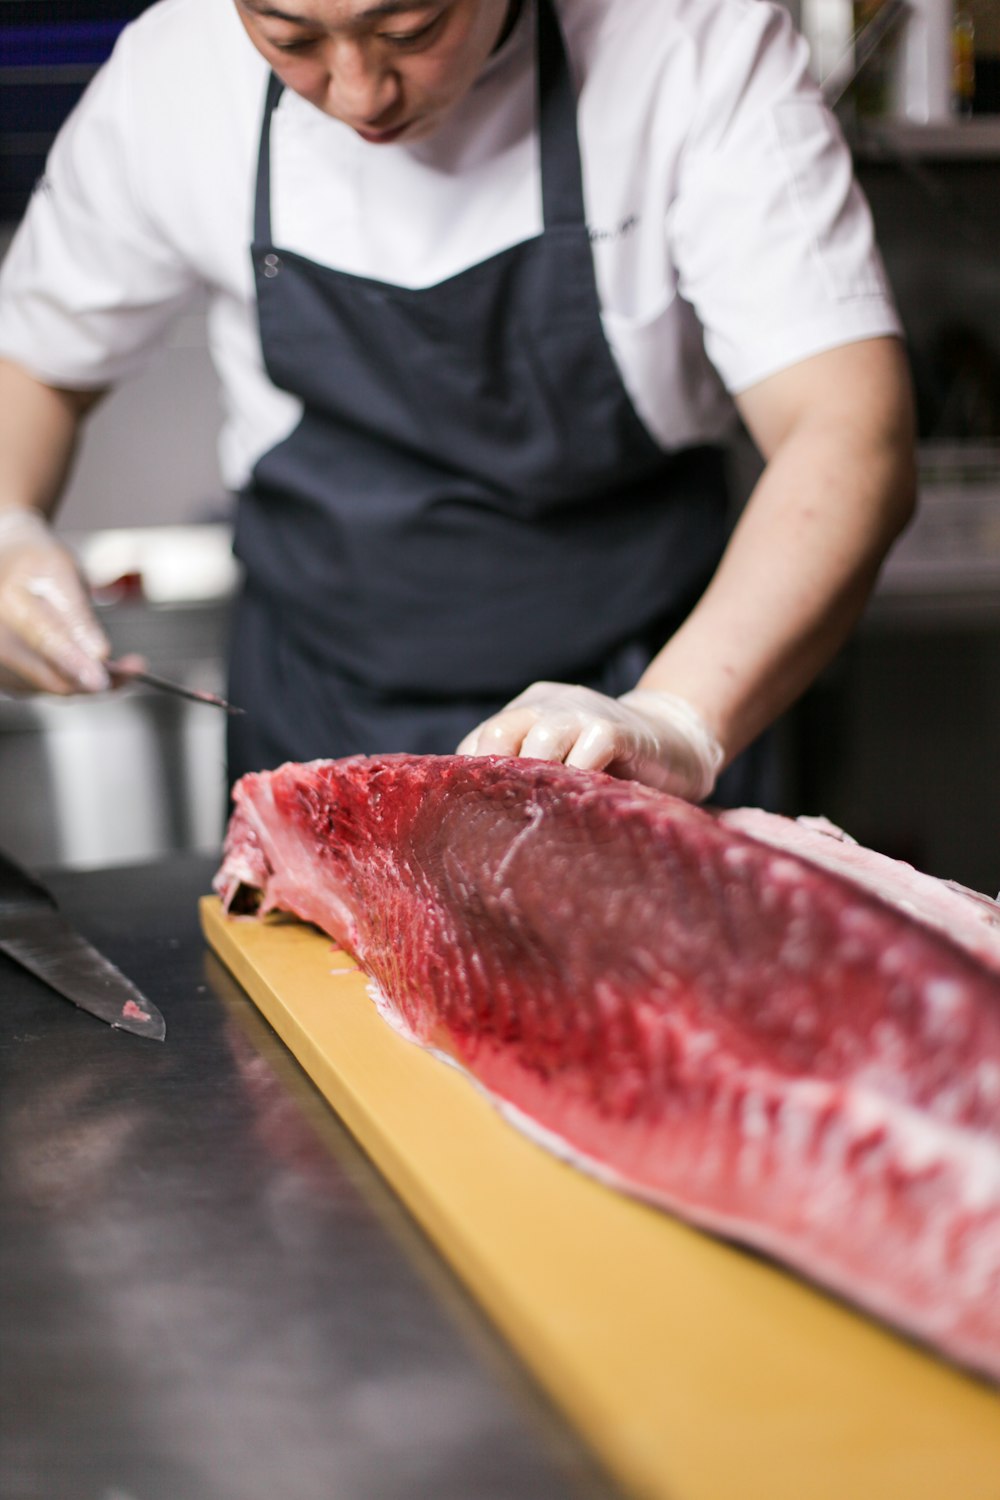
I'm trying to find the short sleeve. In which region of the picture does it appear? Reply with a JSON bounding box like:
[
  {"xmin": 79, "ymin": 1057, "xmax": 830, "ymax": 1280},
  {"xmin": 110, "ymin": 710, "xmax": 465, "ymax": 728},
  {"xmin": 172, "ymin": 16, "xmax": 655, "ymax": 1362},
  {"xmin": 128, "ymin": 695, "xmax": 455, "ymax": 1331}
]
[
  {"xmin": 0, "ymin": 25, "xmax": 199, "ymax": 389},
  {"xmin": 669, "ymin": 2, "xmax": 901, "ymax": 394}
]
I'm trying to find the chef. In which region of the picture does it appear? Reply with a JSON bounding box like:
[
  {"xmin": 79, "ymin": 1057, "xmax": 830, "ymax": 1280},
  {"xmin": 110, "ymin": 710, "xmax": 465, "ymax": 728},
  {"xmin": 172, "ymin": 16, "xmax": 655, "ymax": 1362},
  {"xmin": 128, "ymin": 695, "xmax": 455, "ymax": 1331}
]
[{"xmin": 0, "ymin": 0, "xmax": 915, "ymax": 804}]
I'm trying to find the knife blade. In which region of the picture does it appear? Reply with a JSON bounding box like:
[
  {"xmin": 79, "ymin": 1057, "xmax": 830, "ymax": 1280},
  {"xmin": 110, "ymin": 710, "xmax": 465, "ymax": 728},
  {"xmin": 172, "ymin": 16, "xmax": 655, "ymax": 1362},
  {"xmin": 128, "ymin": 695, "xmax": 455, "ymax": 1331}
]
[
  {"xmin": 107, "ymin": 658, "xmax": 244, "ymax": 715},
  {"xmin": 0, "ymin": 848, "xmax": 166, "ymax": 1040}
]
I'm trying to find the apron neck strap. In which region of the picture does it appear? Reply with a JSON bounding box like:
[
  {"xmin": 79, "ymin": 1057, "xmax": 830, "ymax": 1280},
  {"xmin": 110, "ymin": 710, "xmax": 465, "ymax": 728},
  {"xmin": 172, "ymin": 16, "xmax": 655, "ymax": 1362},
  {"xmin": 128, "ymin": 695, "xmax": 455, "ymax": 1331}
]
[
  {"xmin": 536, "ymin": 0, "xmax": 586, "ymax": 230},
  {"xmin": 254, "ymin": 70, "xmax": 284, "ymax": 246},
  {"xmin": 252, "ymin": 0, "xmax": 584, "ymax": 247}
]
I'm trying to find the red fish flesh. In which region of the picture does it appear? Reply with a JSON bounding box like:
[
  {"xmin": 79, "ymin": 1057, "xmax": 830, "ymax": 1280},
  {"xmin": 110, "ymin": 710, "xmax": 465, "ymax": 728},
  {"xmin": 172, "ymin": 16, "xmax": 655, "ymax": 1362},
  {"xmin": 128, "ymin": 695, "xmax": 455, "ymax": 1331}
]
[{"xmin": 214, "ymin": 754, "xmax": 1000, "ymax": 1381}]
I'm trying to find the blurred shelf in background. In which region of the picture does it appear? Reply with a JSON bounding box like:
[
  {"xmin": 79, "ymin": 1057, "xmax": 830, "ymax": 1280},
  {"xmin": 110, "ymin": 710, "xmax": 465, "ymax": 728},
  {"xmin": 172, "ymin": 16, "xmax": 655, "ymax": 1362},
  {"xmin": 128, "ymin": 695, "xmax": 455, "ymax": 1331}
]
[
  {"xmin": 850, "ymin": 118, "xmax": 1000, "ymax": 158},
  {"xmin": 870, "ymin": 444, "xmax": 1000, "ymax": 629}
]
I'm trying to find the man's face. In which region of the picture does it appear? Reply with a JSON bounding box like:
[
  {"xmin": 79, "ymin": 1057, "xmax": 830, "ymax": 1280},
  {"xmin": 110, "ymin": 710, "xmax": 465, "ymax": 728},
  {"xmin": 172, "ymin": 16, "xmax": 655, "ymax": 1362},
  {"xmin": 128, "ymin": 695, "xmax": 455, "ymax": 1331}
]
[{"xmin": 235, "ymin": 0, "xmax": 513, "ymax": 144}]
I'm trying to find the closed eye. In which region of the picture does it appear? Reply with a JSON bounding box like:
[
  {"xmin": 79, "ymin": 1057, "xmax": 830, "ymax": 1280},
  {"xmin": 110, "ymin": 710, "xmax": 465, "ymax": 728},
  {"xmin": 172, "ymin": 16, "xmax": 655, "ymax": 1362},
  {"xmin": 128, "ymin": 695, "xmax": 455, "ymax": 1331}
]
[
  {"xmin": 272, "ymin": 34, "xmax": 319, "ymax": 51},
  {"xmin": 381, "ymin": 11, "xmax": 446, "ymax": 49}
]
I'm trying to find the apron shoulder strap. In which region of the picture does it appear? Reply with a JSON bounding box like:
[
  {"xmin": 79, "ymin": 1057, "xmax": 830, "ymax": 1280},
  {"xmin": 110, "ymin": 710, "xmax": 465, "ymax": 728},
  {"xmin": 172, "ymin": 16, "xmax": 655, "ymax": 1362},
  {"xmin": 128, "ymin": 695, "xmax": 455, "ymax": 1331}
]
[
  {"xmin": 536, "ymin": 0, "xmax": 586, "ymax": 230},
  {"xmin": 254, "ymin": 71, "xmax": 285, "ymax": 246}
]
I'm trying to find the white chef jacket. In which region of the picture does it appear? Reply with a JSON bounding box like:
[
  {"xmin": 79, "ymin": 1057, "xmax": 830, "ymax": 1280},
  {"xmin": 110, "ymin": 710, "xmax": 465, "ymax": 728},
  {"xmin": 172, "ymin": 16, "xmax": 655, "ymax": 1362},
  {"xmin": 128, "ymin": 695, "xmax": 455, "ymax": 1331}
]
[{"xmin": 0, "ymin": 0, "xmax": 901, "ymax": 492}]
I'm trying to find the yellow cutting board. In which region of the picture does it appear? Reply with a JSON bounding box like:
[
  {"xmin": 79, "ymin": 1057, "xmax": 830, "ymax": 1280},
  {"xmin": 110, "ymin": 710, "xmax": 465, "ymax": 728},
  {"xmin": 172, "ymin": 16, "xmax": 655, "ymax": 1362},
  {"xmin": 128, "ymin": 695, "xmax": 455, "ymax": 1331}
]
[{"xmin": 200, "ymin": 898, "xmax": 1000, "ymax": 1500}]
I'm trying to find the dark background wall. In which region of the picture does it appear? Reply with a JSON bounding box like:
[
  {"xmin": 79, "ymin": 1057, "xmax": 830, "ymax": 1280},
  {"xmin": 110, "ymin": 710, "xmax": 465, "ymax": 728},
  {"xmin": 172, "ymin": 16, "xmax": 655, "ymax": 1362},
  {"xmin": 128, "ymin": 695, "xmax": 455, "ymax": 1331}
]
[
  {"xmin": 785, "ymin": 151, "xmax": 1000, "ymax": 894},
  {"xmin": 0, "ymin": 4, "xmax": 160, "ymax": 220}
]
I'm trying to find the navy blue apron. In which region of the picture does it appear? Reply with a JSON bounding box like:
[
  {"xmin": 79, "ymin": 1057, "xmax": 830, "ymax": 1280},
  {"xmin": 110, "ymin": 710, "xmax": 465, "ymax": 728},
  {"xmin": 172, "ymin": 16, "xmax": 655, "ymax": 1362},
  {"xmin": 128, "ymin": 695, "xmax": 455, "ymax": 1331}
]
[{"xmin": 229, "ymin": 0, "xmax": 764, "ymax": 800}]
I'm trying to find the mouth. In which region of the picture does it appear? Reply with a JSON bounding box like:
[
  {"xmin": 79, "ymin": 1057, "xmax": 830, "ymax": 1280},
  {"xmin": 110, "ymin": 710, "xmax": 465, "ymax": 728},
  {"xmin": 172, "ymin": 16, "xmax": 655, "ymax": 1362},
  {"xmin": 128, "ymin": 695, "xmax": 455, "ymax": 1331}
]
[{"xmin": 353, "ymin": 120, "xmax": 411, "ymax": 144}]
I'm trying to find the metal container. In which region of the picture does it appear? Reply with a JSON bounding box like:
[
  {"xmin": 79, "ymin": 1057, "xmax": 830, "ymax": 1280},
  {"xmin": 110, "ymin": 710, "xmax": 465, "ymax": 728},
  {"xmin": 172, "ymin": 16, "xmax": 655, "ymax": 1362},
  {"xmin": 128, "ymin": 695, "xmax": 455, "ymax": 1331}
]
[{"xmin": 0, "ymin": 527, "xmax": 237, "ymax": 871}]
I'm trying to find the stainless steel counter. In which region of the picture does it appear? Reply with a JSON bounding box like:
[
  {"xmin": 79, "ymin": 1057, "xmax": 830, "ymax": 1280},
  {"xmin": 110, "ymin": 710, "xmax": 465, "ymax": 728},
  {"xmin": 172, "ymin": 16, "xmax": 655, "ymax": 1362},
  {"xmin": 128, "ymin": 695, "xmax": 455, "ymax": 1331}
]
[{"xmin": 0, "ymin": 856, "xmax": 617, "ymax": 1500}]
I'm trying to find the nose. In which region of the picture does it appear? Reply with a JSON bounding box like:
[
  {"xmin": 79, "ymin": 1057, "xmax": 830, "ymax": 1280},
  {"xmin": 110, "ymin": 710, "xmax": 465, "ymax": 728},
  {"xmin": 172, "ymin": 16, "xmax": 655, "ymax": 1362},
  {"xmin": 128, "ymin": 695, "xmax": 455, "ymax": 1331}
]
[{"xmin": 323, "ymin": 38, "xmax": 400, "ymax": 126}]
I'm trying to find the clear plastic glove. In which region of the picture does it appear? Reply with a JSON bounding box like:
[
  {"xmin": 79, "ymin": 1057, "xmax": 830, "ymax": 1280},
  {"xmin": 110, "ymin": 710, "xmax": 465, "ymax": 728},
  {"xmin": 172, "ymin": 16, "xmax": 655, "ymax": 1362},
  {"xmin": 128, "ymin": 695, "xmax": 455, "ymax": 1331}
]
[
  {"xmin": 457, "ymin": 680, "xmax": 725, "ymax": 802},
  {"xmin": 0, "ymin": 509, "xmax": 110, "ymax": 695}
]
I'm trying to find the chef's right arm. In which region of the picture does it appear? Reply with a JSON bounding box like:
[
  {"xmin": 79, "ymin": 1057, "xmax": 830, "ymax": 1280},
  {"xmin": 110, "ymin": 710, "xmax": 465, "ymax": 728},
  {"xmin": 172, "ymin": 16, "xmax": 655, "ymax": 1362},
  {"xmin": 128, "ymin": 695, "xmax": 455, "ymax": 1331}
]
[{"xmin": 0, "ymin": 357, "xmax": 111, "ymax": 694}]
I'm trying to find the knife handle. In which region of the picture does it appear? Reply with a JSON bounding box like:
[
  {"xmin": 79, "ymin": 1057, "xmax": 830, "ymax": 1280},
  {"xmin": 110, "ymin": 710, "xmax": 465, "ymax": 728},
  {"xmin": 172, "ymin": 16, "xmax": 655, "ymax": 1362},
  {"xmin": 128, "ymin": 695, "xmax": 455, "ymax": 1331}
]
[{"xmin": 0, "ymin": 847, "xmax": 56, "ymax": 913}]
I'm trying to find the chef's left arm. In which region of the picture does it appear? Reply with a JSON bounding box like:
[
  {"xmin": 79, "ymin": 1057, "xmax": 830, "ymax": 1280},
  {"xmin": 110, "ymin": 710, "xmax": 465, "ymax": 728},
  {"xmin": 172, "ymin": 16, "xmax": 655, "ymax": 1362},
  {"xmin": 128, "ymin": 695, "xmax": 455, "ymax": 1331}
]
[{"xmin": 460, "ymin": 331, "xmax": 916, "ymax": 800}]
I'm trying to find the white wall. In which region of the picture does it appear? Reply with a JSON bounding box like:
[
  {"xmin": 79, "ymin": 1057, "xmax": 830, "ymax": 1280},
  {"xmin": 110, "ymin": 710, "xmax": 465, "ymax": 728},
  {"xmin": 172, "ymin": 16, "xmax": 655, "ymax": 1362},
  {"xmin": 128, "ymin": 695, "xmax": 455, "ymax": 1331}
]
[
  {"xmin": 57, "ymin": 299, "xmax": 229, "ymax": 534},
  {"xmin": 0, "ymin": 224, "xmax": 227, "ymax": 534}
]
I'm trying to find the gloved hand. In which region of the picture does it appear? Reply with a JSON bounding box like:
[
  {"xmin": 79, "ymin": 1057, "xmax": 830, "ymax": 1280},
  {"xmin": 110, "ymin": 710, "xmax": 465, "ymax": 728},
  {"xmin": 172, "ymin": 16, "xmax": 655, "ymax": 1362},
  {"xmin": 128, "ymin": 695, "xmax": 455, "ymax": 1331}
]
[
  {"xmin": 457, "ymin": 680, "xmax": 725, "ymax": 802},
  {"xmin": 0, "ymin": 508, "xmax": 110, "ymax": 695}
]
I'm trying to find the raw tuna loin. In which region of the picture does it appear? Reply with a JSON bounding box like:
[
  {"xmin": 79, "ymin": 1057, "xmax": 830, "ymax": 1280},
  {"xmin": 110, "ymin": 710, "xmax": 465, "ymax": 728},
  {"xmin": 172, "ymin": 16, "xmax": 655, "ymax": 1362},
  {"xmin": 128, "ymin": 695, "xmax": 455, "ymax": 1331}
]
[{"xmin": 215, "ymin": 754, "xmax": 1000, "ymax": 1382}]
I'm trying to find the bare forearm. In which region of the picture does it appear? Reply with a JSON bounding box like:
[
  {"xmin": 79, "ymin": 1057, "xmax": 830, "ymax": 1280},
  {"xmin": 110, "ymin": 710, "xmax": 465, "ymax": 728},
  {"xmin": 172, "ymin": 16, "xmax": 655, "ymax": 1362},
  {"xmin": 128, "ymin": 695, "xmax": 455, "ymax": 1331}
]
[
  {"xmin": 0, "ymin": 357, "xmax": 103, "ymax": 518},
  {"xmin": 636, "ymin": 338, "xmax": 917, "ymax": 763},
  {"xmin": 453, "ymin": 339, "xmax": 915, "ymax": 801}
]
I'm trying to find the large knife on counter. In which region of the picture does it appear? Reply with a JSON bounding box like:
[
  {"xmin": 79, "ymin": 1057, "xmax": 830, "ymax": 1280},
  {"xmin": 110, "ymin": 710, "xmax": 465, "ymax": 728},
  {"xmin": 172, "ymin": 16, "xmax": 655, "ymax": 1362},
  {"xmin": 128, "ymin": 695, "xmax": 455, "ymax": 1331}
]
[{"xmin": 0, "ymin": 848, "xmax": 166, "ymax": 1040}]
